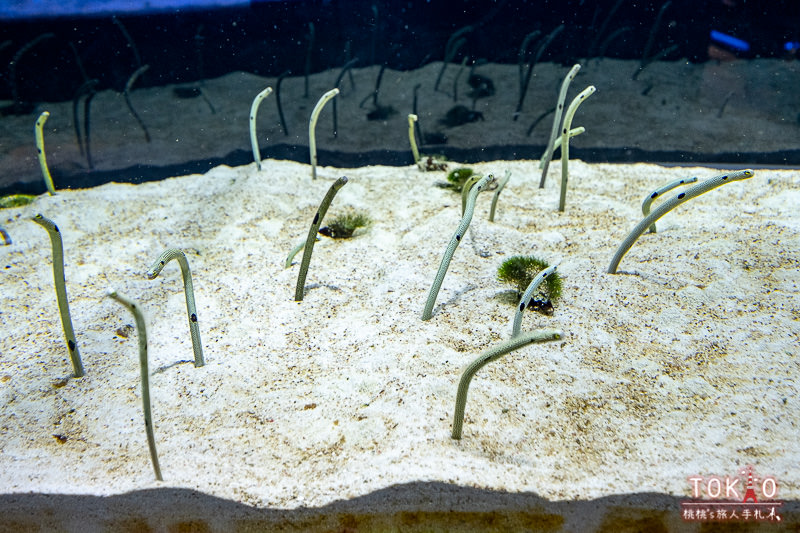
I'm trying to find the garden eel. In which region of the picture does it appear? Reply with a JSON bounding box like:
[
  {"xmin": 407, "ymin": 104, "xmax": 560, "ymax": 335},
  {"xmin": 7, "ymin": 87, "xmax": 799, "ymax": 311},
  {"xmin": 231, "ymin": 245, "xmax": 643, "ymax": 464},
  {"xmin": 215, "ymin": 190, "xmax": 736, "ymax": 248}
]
[
  {"xmin": 34, "ymin": 112, "xmax": 57, "ymax": 195},
  {"xmin": 286, "ymin": 236, "xmax": 322, "ymax": 268},
  {"xmin": 32, "ymin": 214, "xmax": 84, "ymax": 377},
  {"xmin": 123, "ymin": 64, "xmax": 151, "ymax": 142},
  {"xmin": 146, "ymin": 248, "xmax": 205, "ymax": 367},
  {"xmin": 559, "ymin": 85, "xmax": 595, "ymax": 212},
  {"xmin": 422, "ymin": 174, "xmax": 495, "ymax": 321},
  {"xmin": 551, "ymin": 127, "xmax": 584, "ymax": 154},
  {"xmin": 539, "ymin": 63, "xmax": 581, "ymax": 188},
  {"xmin": 451, "ymin": 329, "xmax": 562, "ymax": 440},
  {"xmin": 295, "ymin": 176, "xmax": 348, "ymax": 301},
  {"xmin": 249, "ymin": 86, "xmax": 273, "ymax": 171},
  {"xmin": 309, "ymin": 88, "xmax": 339, "ymax": 180},
  {"xmin": 488, "ymin": 169, "xmax": 512, "ymax": 222},
  {"xmin": 407, "ymin": 114, "xmax": 420, "ymax": 164},
  {"xmin": 515, "ymin": 25, "xmax": 564, "ymax": 120},
  {"xmin": 512, "ymin": 264, "xmax": 558, "ymax": 337},
  {"xmin": 0, "ymin": 225, "xmax": 11, "ymax": 245},
  {"xmin": 332, "ymin": 58, "xmax": 359, "ymax": 136},
  {"xmin": 106, "ymin": 288, "xmax": 163, "ymax": 481},
  {"xmin": 460, "ymin": 174, "xmax": 484, "ymax": 215},
  {"xmin": 275, "ymin": 70, "xmax": 291, "ymax": 136},
  {"xmin": 517, "ymin": 30, "xmax": 541, "ymax": 101},
  {"xmin": 641, "ymin": 176, "xmax": 698, "ymax": 233},
  {"xmin": 607, "ymin": 169, "xmax": 754, "ymax": 274}
]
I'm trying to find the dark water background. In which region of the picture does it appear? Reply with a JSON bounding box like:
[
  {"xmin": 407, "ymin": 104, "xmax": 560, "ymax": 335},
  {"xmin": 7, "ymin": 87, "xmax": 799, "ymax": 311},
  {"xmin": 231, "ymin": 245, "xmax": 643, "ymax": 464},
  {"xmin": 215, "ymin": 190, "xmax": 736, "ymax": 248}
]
[{"xmin": 1, "ymin": 0, "xmax": 797, "ymax": 100}]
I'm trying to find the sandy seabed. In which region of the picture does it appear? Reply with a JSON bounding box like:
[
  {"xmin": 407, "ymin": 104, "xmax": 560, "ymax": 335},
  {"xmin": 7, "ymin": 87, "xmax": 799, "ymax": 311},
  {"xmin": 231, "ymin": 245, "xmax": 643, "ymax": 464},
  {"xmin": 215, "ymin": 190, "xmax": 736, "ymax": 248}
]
[{"xmin": 0, "ymin": 158, "xmax": 798, "ymax": 531}]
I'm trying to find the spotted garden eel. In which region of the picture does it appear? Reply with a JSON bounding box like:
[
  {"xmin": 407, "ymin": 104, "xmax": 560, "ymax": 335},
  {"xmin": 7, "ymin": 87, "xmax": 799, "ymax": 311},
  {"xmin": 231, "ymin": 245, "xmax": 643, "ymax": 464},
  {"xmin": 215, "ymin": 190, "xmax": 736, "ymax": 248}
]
[
  {"xmin": 551, "ymin": 126, "xmax": 584, "ymax": 154},
  {"xmin": 451, "ymin": 329, "xmax": 562, "ymax": 440},
  {"xmin": 407, "ymin": 113, "xmax": 420, "ymax": 164},
  {"xmin": 559, "ymin": 85, "xmax": 595, "ymax": 212},
  {"xmin": 295, "ymin": 176, "xmax": 348, "ymax": 301},
  {"xmin": 607, "ymin": 169, "xmax": 754, "ymax": 274},
  {"xmin": 0, "ymin": 225, "xmax": 11, "ymax": 246},
  {"xmin": 309, "ymin": 88, "xmax": 339, "ymax": 180},
  {"xmin": 460, "ymin": 174, "xmax": 484, "ymax": 215},
  {"xmin": 249, "ymin": 86, "xmax": 273, "ymax": 171},
  {"xmin": 511, "ymin": 264, "xmax": 558, "ymax": 337},
  {"xmin": 146, "ymin": 248, "xmax": 205, "ymax": 367},
  {"xmin": 488, "ymin": 169, "xmax": 512, "ymax": 222},
  {"xmin": 106, "ymin": 288, "xmax": 163, "ymax": 481},
  {"xmin": 35, "ymin": 112, "xmax": 57, "ymax": 195},
  {"xmin": 422, "ymin": 173, "xmax": 495, "ymax": 321},
  {"xmin": 285, "ymin": 236, "xmax": 319, "ymax": 269},
  {"xmin": 123, "ymin": 64, "xmax": 151, "ymax": 142},
  {"xmin": 32, "ymin": 214, "xmax": 84, "ymax": 377},
  {"xmin": 539, "ymin": 63, "xmax": 581, "ymax": 188},
  {"xmin": 641, "ymin": 176, "xmax": 698, "ymax": 233}
]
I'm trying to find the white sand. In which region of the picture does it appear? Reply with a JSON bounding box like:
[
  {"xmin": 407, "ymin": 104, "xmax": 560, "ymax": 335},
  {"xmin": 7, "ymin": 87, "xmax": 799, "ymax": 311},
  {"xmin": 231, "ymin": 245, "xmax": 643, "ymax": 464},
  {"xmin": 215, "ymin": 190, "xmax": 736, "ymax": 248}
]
[{"xmin": 0, "ymin": 158, "xmax": 798, "ymax": 528}]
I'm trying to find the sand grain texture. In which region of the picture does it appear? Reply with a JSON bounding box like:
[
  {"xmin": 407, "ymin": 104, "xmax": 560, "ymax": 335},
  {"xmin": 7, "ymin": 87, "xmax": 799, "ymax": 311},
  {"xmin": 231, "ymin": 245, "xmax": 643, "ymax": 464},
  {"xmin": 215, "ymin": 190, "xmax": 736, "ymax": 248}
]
[{"xmin": 0, "ymin": 159, "xmax": 798, "ymax": 530}]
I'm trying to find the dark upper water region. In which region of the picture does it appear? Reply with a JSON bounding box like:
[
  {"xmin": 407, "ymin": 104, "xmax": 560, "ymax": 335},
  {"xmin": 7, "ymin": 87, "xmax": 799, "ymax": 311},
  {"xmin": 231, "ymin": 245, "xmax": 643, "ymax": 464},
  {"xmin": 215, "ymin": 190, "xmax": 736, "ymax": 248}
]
[{"xmin": 2, "ymin": 0, "xmax": 797, "ymax": 100}]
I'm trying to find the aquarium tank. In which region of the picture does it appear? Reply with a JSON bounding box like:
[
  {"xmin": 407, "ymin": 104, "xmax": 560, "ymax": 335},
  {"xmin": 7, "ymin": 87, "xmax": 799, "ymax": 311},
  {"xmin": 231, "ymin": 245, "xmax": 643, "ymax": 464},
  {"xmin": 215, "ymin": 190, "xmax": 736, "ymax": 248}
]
[{"xmin": 0, "ymin": 0, "xmax": 798, "ymax": 195}]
